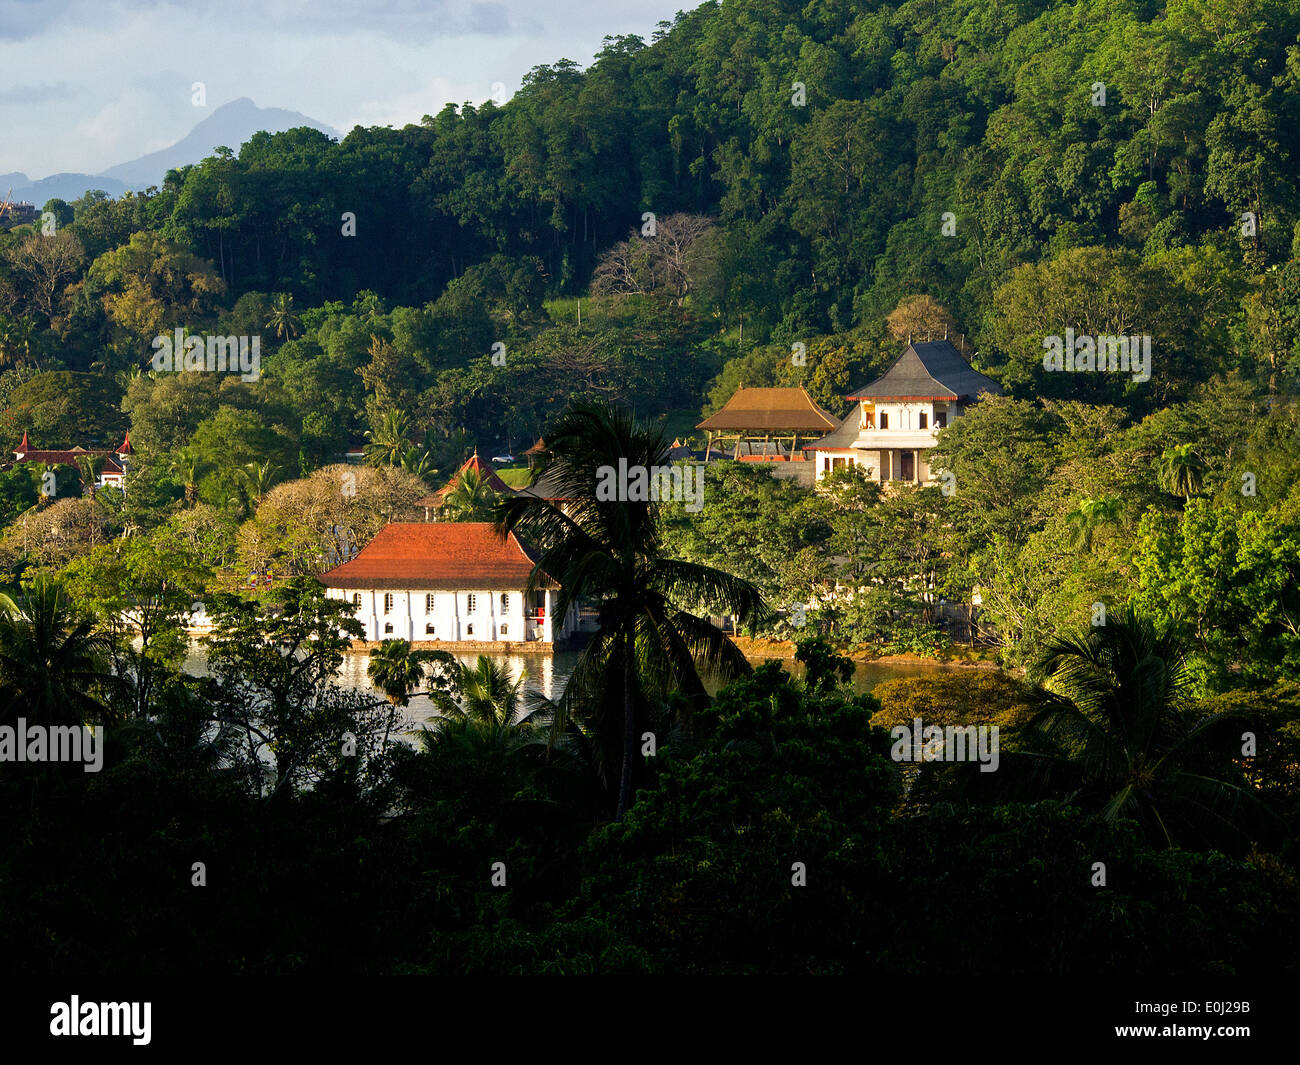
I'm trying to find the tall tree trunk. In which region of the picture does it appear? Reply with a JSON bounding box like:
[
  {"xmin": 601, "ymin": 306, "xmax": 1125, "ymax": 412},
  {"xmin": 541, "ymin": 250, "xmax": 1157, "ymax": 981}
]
[{"xmin": 617, "ymin": 638, "xmax": 637, "ymax": 820}]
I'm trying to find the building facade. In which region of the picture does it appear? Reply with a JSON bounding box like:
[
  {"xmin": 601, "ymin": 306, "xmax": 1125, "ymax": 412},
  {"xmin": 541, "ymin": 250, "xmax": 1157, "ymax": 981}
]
[
  {"xmin": 805, "ymin": 340, "xmax": 1002, "ymax": 485},
  {"xmin": 318, "ymin": 522, "xmax": 580, "ymax": 646}
]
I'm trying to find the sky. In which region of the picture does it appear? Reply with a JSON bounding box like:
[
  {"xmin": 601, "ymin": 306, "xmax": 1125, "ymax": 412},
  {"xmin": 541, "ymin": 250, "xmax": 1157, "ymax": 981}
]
[{"xmin": 0, "ymin": 0, "xmax": 696, "ymax": 177}]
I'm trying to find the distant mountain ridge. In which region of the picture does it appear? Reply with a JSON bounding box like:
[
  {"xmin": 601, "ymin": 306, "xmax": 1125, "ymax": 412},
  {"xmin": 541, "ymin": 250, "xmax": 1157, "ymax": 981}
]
[
  {"xmin": 3, "ymin": 98, "xmax": 337, "ymax": 205},
  {"xmin": 100, "ymin": 98, "xmax": 337, "ymax": 186}
]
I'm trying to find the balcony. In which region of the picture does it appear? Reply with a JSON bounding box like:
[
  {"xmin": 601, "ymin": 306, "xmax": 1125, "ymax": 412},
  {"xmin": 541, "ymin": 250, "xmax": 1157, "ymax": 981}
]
[{"xmin": 850, "ymin": 429, "xmax": 939, "ymax": 451}]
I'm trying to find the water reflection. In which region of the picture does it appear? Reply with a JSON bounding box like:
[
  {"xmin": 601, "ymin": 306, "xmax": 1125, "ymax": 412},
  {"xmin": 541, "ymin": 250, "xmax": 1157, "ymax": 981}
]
[{"xmin": 182, "ymin": 642, "xmax": 977, "ymax": 741}]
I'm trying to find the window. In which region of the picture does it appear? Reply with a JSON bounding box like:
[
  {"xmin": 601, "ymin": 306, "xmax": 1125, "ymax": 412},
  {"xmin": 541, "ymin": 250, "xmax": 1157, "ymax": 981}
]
[
  {"xmin": 425, "ymin": 623, "xmax": 435, "ymax": 635},
  {"xmin": 879, "ymin": 412, "xmax": 889, "ymax": 429},
  {"xmin": 425, "ymin": 594, "xmax": 435, "ymax": 613},
  {"xmin": 467, "ymin": 594, "xmax": 477, "ymax": 613},
  {"xmin": 383, "ymin": 622, "xmax": 393, "ymax": 634},
  {"xmin": 466, "ymin": 623, "xmax": 474, "ymax": 636},
  {"xmin": 832, "ymin": 457, "xmax": 846, "ymax": 470},
  {"xmin": 383, "ymin": 593, "xmax": 393, "ymax": 614},
  {"xmin": 500, "ymin": 624, "xmax": 508, "ymax": 636},
  {"xmin": 936, "ymin": 412, "xmax": 947, "ymax": 429},
  {"xmin": 918, "ymin": 412, "xmax": 928, "ymax": 429},
  {"xmin": 500, "ymin": 593, "xmax": 509, "ymax": 611},
  {"xmin": 352, "ymin": 594, "xmax": 361, "ymax": 606}
]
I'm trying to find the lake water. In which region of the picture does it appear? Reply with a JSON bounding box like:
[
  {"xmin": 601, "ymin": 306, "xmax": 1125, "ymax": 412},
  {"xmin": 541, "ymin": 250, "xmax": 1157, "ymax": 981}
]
[{"xmin": 181, "ymin": 643, "xmax": 976, "ymax": 739}]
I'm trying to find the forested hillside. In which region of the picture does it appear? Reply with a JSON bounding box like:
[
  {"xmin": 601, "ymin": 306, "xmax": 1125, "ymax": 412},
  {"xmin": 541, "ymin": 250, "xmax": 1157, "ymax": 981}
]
[{"xmin": 5, "ymin": 0, "xmax": 1300, "ymax": 449}]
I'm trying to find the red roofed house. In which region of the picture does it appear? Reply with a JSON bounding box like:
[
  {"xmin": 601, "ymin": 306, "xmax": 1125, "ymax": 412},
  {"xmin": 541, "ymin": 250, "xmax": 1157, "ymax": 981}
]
[
  {"xmin": 10, "ymin": 431, "xmax": 134, "ymax": 490},
  {"xmin": 318, "ymin": 522, "xmax": 579, "ymax": 646}
]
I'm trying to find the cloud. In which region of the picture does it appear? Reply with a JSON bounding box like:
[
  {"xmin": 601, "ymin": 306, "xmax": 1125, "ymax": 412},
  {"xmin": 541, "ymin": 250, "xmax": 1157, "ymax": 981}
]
[
  {"xmin": 1, "ymin": 0, "xmax": 689, "ymax": 175},
  {"xmin": 0, "ymin": 0, "xmax": 75, "ymax": 41},
  {"xmin": 0, "ymin": 81, "xmax": 79, "ymax": 104}
]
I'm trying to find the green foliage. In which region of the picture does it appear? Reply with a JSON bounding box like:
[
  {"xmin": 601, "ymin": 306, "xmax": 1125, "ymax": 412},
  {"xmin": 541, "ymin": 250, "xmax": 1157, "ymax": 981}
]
[{"xmin": 0, "ymin": 370, "xmax": 127, "ymax": 445}]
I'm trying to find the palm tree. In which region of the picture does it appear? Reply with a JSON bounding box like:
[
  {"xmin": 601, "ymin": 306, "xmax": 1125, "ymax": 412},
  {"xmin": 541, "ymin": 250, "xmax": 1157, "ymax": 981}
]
[
  {"xmin": 241, "ymin": 459, "xmax": 280, "ymax": 507},
  {"xmin": 1065, "ymin": 495, "xmax": 1123, "ymax": 550},
  {"xmin": 426, "ymin": 655, "xmax": 536, "ymax": 734},
  {"xmin": 169, "ymin": 449, "xmax": 203, "ymax": 506},
  {"xmin": 406, "ymin": 656, "xmax": 559, "ymax": 813},
  {"xmin": 353, "ymin": 290, "xmax": 387, "ymax": 323},
  {"xmin": 368, "ymin": 639, "xmax": 445, "ymax": 750},
  {"xmin": 75, "ymin": 454, "xmax": 101, "ymax": 499},
  {"xmin": 368, "ymin": 639, "xmax": 440, "ymax": 706},
  {"xmin": 497, "ymin": 400, "xmax": 765, "ymax": 818},
  {"xmin": 1158, "ymin": 443, "xmax": 1205, "ymax": 501},
  {"xmin": 1013, "ymin": 606, "xmax": 1275, "ymax": 849},
  {"xmin": 265, "ymin": 292, "xmax": 302, "ymax": 340},
  {"xmin": 440, "ymin": 467, "xmax": 494, "ymax": 521},
  {"xmin": 2, "ymin": 315, "xmax": 38, "ymax": 366},
  {"xmin": 0, "ymin": 314, "xmax": 18, "ymax": 367},
  {"xmin": 0, "ymin": 575, "xmax": 117, "ymax": 729},
  {"xmin": 363, "ymin": 409, "xmax": 412, "ymax": 467},
  {"xmin": 398, "ymin": 446, "xmax": 436, "ymax": 483}
]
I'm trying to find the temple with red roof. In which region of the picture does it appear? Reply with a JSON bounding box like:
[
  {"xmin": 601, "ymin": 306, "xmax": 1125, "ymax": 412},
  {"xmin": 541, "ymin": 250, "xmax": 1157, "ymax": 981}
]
[
  {"xmin": 318, "ymin": 522, "xmax": 579, "ymax": 646},
  {"xmin": 7, "ymin": 431, "xmax": 134, "ymax": 490},
  {"xmin": 416, "ymin": 453, "xmax": 517, "ymax": 520}
]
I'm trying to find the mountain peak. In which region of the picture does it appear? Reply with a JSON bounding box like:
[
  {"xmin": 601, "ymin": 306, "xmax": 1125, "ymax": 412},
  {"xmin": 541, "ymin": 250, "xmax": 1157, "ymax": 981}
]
[{"xmin": 98, "ymin": 99, "xmax": 337, "ymax": 186}]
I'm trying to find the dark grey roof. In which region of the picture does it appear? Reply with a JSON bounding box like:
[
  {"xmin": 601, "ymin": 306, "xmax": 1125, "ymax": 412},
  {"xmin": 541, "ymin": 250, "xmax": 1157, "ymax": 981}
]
[
  {"xmin": 847, "ymin": 341, "xmax": 1003, "ymax": 401},
  {"xmin": 804, "ymin": 408, "xmax": 859, "ymax": 451},
  {"xmin": 515, "ymin": 466, "xmax": 571, "ymax": 500}
]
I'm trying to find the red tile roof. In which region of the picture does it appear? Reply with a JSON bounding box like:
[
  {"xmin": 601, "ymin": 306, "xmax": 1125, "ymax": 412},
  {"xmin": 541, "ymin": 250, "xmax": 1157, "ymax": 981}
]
[
  {"xmin": 318, "ymin": 522, "xmax": 555, "ymax": 590},
  {"xmin": 431, "ymin": 453, "xmax": 516, "ymax": 502},
  {"xmin": 12, "ymin": 445, "xmax": 124, "ymax": 472}
]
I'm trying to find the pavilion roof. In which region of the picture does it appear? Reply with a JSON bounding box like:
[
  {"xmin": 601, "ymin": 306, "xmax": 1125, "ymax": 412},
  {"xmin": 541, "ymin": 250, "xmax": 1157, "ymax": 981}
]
[
  {"xmin": 696, "ymin": 386, "xmax": 838, "ymax": 432},
  {"xmin": 846, "ymin": 340, "xmax": 1003, "ymax": 401}
]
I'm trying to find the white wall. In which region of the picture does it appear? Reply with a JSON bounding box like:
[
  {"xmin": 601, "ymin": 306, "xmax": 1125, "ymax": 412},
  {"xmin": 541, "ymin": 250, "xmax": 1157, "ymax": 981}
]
[{"xmin": 326, "ymin": 587, "xmax": 568, "ymax": 643}]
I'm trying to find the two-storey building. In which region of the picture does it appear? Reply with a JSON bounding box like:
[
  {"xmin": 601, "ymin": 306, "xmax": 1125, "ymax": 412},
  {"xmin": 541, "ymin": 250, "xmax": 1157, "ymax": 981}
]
[
  {"xmin": 318, "ymin": 522, "xmax": 580, "ymax": 648},
  {"xmin": 806, "ymin": 340, "xmax": 1002, "ymax": 484}
]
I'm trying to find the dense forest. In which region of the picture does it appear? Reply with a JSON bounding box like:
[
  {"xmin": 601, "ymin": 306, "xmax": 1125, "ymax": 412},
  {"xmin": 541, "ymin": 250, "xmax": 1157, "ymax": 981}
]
[{"xmin": 2, "ymin": 0, "xmax": 1300, "ymax": 977}]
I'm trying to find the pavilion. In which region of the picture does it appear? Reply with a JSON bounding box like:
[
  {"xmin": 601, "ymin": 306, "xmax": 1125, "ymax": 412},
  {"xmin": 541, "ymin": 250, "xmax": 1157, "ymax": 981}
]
[{"xmin": 696, "ymin": 386, "xmax": 838, "ymax": 465}]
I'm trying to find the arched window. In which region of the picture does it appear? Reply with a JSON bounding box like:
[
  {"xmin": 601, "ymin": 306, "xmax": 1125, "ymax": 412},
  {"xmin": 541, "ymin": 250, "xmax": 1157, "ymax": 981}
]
[
  {"xmin": 425, "ymin": 623, "xmax": 435, "ymax": 634},
  {"xmin": 500, "ymin": 593, "xmax": 509, "ymax": 610},
  {"xmin": 383, "ymin": 622, "xmax": 393, "ymax": 634},
  {"xmin": 466, "ymin": 623, "xmax": 474, "ymax": 636}
]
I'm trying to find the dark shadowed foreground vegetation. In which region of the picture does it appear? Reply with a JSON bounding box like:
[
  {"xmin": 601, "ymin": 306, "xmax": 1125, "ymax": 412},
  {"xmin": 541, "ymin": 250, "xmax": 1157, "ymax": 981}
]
[{"xmin": 1, "ymin": 573, "xmax": 1296, "ymax": 974}]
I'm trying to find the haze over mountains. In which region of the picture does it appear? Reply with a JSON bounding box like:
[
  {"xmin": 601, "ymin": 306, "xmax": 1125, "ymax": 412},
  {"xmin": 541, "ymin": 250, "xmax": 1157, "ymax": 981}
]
[{"xmin": 1, "ymin": 98, "xmax": 337, "ymax": 205}]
